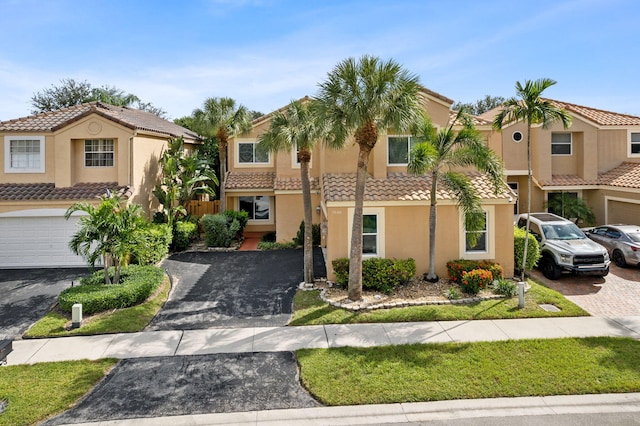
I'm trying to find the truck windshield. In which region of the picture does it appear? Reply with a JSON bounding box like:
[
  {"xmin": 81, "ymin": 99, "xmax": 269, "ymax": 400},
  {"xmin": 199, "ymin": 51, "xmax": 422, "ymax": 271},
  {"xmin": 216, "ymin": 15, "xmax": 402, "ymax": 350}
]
[{"xmin": 541, "ymin": 223, "xmax": 586, "ymax": 240}]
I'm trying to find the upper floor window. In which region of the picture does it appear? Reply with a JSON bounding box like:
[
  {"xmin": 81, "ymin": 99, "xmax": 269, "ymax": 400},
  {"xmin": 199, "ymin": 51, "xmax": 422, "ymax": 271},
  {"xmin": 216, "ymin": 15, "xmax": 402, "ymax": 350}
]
[
  {"xmin": 85, "ymin": 139, "xmax": 114, "ymax": 167},
  {"xmin": 388, "ymin": 136, "xmax": 418, "ymax": 165},
  {"xmin": 238, "ymin": 142, "xmax": 269, "ymax": 164},
  {"xmin": 4, "ymin": 136, "xmax": 45, "ymax": 173},
  {"xmin": 551, "ymin": 133, "xmax": 572, "ymax": 155},
  {"xmin": 630, "ymin": 132, "xmax": 640, "ymax": 156}
]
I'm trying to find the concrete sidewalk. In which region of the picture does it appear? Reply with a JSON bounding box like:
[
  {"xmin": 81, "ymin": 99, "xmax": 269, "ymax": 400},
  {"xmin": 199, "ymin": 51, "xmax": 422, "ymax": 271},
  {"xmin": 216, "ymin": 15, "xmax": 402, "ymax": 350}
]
[{"xmin": 7, "ymin": 316, "xmax": 640, "ymax": 365}]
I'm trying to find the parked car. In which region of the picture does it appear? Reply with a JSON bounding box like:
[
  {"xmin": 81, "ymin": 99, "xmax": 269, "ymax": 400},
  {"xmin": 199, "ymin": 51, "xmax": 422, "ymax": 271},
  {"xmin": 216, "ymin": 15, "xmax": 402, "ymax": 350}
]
[
  {"xmin": 516, "ymin": 213, "xmax": 610, "ymax": 280},
  {"xmin": 585, "ymin": 224, "xmax": 640, "ymax": 268}
]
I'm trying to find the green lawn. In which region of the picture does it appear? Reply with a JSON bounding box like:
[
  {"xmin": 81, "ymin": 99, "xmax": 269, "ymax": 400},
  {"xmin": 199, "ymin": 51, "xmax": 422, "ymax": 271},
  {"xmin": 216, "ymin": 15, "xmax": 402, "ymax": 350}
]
[
  {"xmin": 297, "ymin": 337, "xmax": 640, "ymax": 406},
  {"xmin": 0, "ymin": 359, "xmax": 117, "ymax": 426},
  {"xmin": 290, "ymin": 279, "xmax": 588, "ymax": 325},
  {"xmin": 24, "ymin": 276, "xmax": 170, "ymax": 338}
]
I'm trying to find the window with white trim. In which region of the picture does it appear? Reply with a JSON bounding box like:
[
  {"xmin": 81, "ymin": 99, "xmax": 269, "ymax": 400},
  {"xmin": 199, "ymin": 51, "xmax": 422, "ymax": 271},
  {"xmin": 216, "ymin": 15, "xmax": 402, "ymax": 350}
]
[
  {"xmin": 238, "ymin": 142, "xmax": 269, "ymax": 164},
  {"xmin": 4, "ymin": 136, "xmax": 45, "ymax": 173},
  {"xmin": 347, "ymin": 207, "xmax": 385, "ymax": 258},
  {"xmin": 85, "ymin": 139, "xmax": 114, "ymax": 167},
  {"xmin": 388, "ymin": 135, "xmax": 419, "ymax": 165},
  {"xmin": 465, "ymin": 210, "xmax": 488, "ymax": 253},
  {"xmin": 630, "ymin": 132, "xmax": 640, "ymax": 156},
  {"xmin": 551, "ymin": 133, "xmax": 571, "ymax": 155},
  {"xmin": 239, "ymin": 196, "xmax": 271, "ymax": 221},
  {"xmin": 362, "ymin": 214, "xmax": 379, "ymax": 255}
]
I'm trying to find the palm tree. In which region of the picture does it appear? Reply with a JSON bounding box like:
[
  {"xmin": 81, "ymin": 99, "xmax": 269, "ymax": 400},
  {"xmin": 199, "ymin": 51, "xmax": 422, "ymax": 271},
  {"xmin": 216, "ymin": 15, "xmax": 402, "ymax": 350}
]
[
  {"xmin": 315, "ymin": 55, "xmax": 423, "ymax": 301},
  {"xmin": 492, "ymin": 79, "xmax": 571, "ymax": 281},
  {"xmin": 193, "ymin": 97, "xmax": 253, "ymax": 212},
  {"xmin": 408, "ymin": 110, "xmax": 506, "ymax": 281},
  {"xmin": 258, "ymin": 99, "xmax": 325, "ymax": 284},
  {"xmin": 66, "ymin": 193, "xmax": 144, "ymax": 285}
]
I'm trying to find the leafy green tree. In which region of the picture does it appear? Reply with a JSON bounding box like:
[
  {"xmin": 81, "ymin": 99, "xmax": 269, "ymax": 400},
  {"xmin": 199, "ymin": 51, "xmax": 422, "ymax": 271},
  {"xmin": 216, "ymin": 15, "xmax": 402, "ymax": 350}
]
[
  {"xmin": 192, "ymin": 97, "xmax": 253, "ymax": 211},
  {"xmin": 492, "ymin": 79, "xmax": 572, "ymax": 281},
  {"xmin": 65, "ymin": 194, "xmax": 145, "ymax": 285},
  {"xmin": 408, "ymin": 110, "xmax": 506, "ymax": 281},
  {"xmin": 258, "ymin": 99, "xmax": 325, "ymax": 284},
  {"xmin": 452, "ymin": 95, "xmax": 505, "ymax": 115},
  {"xmin": 153, "ymin": 136, "xmax": 218, "ymax": 228},
  {"xmin": 545, "ymin": 193, "xmax": 595, "ymax": 225},
  {"xmin": 315, "ymin": 55, "xmax": 423, "ymax": 301},
  {"xmin": 30, "ymin": 78, "xmax": 166, "ymax": 117}
]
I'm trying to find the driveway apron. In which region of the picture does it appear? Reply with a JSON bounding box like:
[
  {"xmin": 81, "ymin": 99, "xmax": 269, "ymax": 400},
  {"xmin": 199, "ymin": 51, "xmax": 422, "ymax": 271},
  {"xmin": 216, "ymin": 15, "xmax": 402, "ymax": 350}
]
[
  {"xmin": 0, "ymin": 268, "xmax": 87, "ymax": 339},
  {"xmin": 148, "ymin": 248, "xmax": 326, "ymax": 330}
]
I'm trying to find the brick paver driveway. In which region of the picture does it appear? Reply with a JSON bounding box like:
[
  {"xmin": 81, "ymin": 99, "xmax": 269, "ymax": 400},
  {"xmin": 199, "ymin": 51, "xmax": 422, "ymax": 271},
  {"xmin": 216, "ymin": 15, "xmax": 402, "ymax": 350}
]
[{"xmin": 529, "ymin": 264, "xmax": 640, "ymax": 317}]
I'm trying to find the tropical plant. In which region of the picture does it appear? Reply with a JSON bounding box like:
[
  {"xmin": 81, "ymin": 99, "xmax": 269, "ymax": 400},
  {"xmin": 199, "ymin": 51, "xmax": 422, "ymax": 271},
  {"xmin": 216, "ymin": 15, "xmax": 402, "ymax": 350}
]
[
  {"xmin": 314, "ymin": 55, "xmax": 423, "ymax": 301},
  {"xmin": 452, "ymin": 95, "xmax": 506, "ymax": 115},
  {"xmin": 153, "ymin": 136, "xmax": 218, "ymax": 228},
  {"xmin": 544, "ymin": 192, "xmax": 595, "ymax": 225},
  {"xmin": 492, "ymin": 79, "xmax": 572, "ymax": 281},
  {"xmin": 192, "ymin": 97, "xmax": 253, "ymax": 212},
  {"xmin": 258, "ymin": 99, "xmax": 325, "ymax": 284},
  {"xmin": 65, "ymin": 193, "xmax": 145, "ymax": 285},
  {"xmin": 408, "ymin": 110, "xmax": 506, "ymax": 281}
]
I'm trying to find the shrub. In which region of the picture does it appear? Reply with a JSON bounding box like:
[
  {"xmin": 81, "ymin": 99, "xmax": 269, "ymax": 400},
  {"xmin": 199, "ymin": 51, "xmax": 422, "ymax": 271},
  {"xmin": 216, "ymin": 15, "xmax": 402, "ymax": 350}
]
[
  {"xmin": 223, "ymin": 210, "xmax": 249, "ymax": 238},
  {"xmin": 59, "ymin": 265, "xmax": 163, "ymax": 315},
  {"xmin": 202, "ymin": 214, "xmax": 232, "ymax": 247},
  {"xmin": 460, "ymin": 268, "xmax": 493, "ymax": 295},
  {"xmin": 130, "ymin": 223, "xmax": 172, "ymax": 265},
  {"xmin": 492, "ymin": 279, "xmax": 517, "ymax": 297},
  {"xmin": 257, "ymin": 241, "xmax": 297, "ymax": 250},
  {"xmin": 446, "ymin": 288, "xmax": 460, "ymax": 300},
  {"xmin": 261, "ymin": 231, "xmax": 277, "ymax": 243},
  {"xmin": 514, "ymin": 226, "xmax": 540, "ymax": 274},
  {"xmin": 331, "ymin": 257, "xmax": 416, "ymax": 295},
  {"xmin": 173, "ymin": 220, "xmax": 198, "ymax": 251},
  {"xmin": 294, "ymin": 221, "xmax": 321, "ymax": 246},
  {"xmin": 478, "ymin": 260, "xmax": 504, "ymax": 281},
  {"xmin": 447, "ymin": 259, "xmax": 503, "ymax": 283}
]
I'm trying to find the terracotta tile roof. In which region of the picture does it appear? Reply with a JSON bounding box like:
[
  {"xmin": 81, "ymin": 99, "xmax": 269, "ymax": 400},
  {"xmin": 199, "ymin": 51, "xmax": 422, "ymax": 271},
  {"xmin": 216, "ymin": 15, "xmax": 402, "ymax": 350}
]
[
  {"xmin": 225, "ymin": 171, "xmax": 276, "ymax": 190},
  {"xmin": 420, "ymin": 87, "xmax": 454, "ymax": 105},
  {"xmin": 0, "ymin": 182, "xmax": 129, "ymax": 201},
  {"xmin": 545, "ymin": 99, "xmax": 640, "ymax": 126},
  {"xmin": 598, "ymin": 162, "xmax": 640, "ymax": 189},
  {"xmin": 0, "ymin": 102, "xmax": 200, "ymax": 140},
  {"xmin": 538, "ymin": 175, "xmax": 599, "ymax": 187},
  {"xmin": 323, "ymin": 172, "xmax": 513, "ymax": 203},
  {"xmin": 274, "ymin": 176, "xmax": 320, "ymax": 191}
]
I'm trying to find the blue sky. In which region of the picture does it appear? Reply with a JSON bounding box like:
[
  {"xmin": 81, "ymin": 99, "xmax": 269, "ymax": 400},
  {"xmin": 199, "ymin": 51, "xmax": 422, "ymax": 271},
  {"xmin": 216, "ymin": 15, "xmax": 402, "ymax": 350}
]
[{"xmin": 1, "ymin": 0, "xmax": 638, "ymax": 121}]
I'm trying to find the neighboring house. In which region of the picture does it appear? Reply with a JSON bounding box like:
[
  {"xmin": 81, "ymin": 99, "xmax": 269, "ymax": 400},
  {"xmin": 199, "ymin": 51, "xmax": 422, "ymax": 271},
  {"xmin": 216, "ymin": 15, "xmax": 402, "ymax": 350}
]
[
  {"xmin": 227, "ymin": 89, "xmax": 516, "ymax": 279},
  {"xmin": 481, "ymin": 100, "xmax": 640, "ymax": 225},
  {"xmin": 0, "ymin": 102, "xmax": 199, "ymax": 268}
]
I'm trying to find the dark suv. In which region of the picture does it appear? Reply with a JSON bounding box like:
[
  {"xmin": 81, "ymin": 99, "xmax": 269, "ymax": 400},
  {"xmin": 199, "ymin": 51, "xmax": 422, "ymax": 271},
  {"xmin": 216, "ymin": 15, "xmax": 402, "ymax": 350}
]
[{"xmin": 517, "ymin": 213, "xmax": 610, "ymax": 280}]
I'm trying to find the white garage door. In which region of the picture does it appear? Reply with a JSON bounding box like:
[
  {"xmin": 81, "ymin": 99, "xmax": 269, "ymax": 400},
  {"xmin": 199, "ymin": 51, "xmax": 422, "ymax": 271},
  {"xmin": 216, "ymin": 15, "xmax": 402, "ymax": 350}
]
[{"xmin": 0, "ymin": 209, "xmax": 87, "ymax": 268}]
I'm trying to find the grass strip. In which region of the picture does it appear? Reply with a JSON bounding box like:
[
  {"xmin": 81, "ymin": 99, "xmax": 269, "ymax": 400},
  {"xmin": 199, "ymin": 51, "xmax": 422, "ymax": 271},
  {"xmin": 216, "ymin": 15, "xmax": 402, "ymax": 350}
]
[
  {"xmin": 297, "ymin": 337, "xmax": 640, "ymax": 406},
  {"xmin": 24, "ymin": 276, "xmax": 170, "ymax": 338},
  {"xmin": 290, "ymin": 279, "xmax": 587, "ymax": 325},
  {"xmin": 0, "ymin": 359, "xmax": 117, "ymax": 426}
]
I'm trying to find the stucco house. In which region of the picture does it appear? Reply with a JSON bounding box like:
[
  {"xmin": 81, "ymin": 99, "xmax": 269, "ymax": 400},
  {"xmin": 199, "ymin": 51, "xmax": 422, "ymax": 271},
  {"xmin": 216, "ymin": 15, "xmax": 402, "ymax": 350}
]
[
  {"xmin": 227, "ymin": 89, "xmax": 517, "ymax": 280},
  {"xmin": 0, "ymin": 102, "xmax": 199, "ymax": 268},
  {"xmin": 481, "ymin": 100, "xmax": 640, "ymax": 225}
]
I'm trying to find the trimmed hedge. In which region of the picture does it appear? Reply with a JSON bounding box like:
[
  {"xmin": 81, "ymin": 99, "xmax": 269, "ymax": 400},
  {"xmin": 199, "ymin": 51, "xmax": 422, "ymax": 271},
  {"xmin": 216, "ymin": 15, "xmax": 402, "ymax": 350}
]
[
  {"xmin": 130, "ymin": 223, "xmax": 172, "ymax": 265},
  {"xmin": 332, "ymin": 257, "xmax": 416, "ymax": 295},
  {"xmin": 446, "ymin": 259, "xmax": 504, "ymax": 283},
  {"xmin": 514, "ymin": 225, "xmax": 540, "ymax": 273},
  {"xmin": 173, "ymin": 220, "xmax": 198, "ymax": 251},
  {"xmin": 202, "ymin": 213, "xmax": 235, "ymax": 247},
  {"xmin": 58, "ymin": 265, "xmax": 164, "ymax": 315}
]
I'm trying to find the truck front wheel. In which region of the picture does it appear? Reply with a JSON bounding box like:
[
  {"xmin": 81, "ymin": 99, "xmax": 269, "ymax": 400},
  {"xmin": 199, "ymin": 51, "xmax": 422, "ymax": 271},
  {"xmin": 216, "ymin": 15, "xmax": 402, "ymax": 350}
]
[{"xmin": 540, "ymin": 256, "xmax": 562, "ymax": 280}]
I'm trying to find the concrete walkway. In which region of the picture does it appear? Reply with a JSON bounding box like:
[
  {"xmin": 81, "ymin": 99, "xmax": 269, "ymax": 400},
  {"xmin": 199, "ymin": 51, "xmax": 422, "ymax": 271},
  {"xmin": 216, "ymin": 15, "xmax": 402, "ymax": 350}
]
[{"xmin": 7, "ymin": 316, "xmax": 640, "ymax": 425}]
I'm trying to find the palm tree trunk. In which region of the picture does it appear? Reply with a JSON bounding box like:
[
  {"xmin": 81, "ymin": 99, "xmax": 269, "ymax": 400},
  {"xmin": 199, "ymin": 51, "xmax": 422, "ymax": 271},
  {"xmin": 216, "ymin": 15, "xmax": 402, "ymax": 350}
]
[
  {"xmin": 301, "ymin": 159, "xmax": 314, "ymax": 285},
  {"xmin": 348, "ymin": 146, "xmax": 370, "ymax": 301},
  {"xmin": 520, "ymin": 123, "xmax": 532, "ymax": 282},
  {"xmin": 219, "ymin": 140, "xmax": 227, "ymax": 213},
  {"xmin": 426, "ymin": 171, "xmax": 438, "ymax": 281}
]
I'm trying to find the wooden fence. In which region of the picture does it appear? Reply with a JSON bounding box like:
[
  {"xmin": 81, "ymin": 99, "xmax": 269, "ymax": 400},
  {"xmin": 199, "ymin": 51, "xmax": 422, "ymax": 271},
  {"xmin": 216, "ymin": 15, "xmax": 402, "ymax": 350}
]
[{"xmin": 186, "ymin": 200, "xmax": 220, "ymax": 217}]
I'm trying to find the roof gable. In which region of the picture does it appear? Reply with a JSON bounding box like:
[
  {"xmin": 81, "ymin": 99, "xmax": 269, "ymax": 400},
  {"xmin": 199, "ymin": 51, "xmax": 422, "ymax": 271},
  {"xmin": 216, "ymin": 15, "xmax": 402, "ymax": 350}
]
[{"xmin": 0, "ymin": 102, "xmax": 200, "ymax": 140}]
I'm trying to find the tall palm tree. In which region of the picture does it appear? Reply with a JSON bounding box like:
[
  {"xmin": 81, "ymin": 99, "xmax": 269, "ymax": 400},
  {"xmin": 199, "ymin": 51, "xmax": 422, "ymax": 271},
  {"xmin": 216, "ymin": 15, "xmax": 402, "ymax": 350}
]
[
  {"xmin": 193, "ymin": 97, "xmax": 253, "ymax": 212},
  {"xmin": 408, "ymin": 110, "xmax": 506, "ymax": 281},
  {"xmin": 315, "ymin": 55, "xmax": 423, "ymax": 301},
  {"xmin": 492, "ymin": 79, "xmax": 571, "ymax": 281},
  {"xmin": 258, "ymin": 99, "xmax": 325, "ymax": 284}
]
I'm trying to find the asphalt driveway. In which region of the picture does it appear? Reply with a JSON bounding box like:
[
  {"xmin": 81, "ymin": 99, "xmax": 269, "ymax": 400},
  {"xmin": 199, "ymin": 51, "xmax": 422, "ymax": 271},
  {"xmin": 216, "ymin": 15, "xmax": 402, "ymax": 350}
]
[
  {"xmin": 0, "ymin": 268, "xmax": 87, "ymax": 339},
  {"xmin": 148, "ymin": 248, "xmax": 326, "ymax": 330}
]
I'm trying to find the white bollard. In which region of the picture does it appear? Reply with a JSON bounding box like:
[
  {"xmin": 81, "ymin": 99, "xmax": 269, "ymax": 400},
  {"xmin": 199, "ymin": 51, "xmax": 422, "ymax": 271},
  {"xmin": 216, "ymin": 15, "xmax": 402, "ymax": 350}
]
[
  {"xmin": 72, "ymin": 304, "xmax": 83, "ymax": 329},
  {"xmin": 517, "ymin": 282, "xmax": 526, "ymax": 308}
]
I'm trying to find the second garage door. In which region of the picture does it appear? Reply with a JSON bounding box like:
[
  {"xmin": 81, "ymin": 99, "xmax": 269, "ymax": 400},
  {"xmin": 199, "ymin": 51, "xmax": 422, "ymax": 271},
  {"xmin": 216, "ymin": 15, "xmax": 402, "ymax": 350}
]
[{"xmin": 608, "ymin": 199, "xmax": 640, "ymax": 226}]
